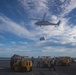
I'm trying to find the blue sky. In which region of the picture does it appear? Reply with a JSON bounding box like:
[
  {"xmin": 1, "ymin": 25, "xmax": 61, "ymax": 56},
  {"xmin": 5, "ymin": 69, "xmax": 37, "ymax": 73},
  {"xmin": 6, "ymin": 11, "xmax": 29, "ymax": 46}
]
[{"xmin": 0, "ymin": 0, "xmax": 76, "ymax": 57}]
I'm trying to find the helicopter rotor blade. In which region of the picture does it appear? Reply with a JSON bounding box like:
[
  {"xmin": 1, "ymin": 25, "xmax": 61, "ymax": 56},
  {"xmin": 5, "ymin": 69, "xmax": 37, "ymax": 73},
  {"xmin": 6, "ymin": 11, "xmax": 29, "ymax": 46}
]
[{"xmin": 43, "ymin": 13, "xmax": 47, "ymax": 20}]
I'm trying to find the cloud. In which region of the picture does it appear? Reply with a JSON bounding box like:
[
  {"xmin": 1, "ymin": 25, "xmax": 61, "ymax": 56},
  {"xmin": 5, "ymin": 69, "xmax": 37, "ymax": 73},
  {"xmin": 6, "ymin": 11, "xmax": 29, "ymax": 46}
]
[
  {"xmin": 0, "ymin": 35, "xmax": 6, "ymax": 39},
  {"xmin": 28, "ymin": 17, "xmax": 76, "ymax": 48},
  {"xmin": 0, "ymin": 14, "xmax": 35, "ymax": 40},
  {"xmin": 0, "ymin": 1, "xmax": 76, "ymax": 44},
  {"xmin": 18, "ymin": 0, "xmax": 48, "ymax": 14},
  {"xmin": 11, "ymin": 41, "xmax": 16, "ymax": 44},
  {"xmin": 17, "ymin": 0, "xmax": 76, "ymax": 42},
  {"xmin": 40, "ymin": 46, "xmax": 76, "ymax": 57},
  {"xmin": 41, "ymin": 46, "xmax": 67, "ymax": 53},
  {"xmin": 60, "ymin": 0, "xmax": 76, "ymax": 18},
  {"xmin": 0, "ymin": 40, "xmax": 76, "ymax": 57},
  {"xmin": 0, "ymin": 0, "xmax": 76, "ymax": 57},
  {"xmin": 18, "ymin": 0, "xmax": 76, "ymax": 19},
  {"xmin": 0, "ymin": 42, "xmax": 30, "ymax": 52},
  {"xmin": 0, "ymin": 43, "xmax": 4, "ymax": 46}
]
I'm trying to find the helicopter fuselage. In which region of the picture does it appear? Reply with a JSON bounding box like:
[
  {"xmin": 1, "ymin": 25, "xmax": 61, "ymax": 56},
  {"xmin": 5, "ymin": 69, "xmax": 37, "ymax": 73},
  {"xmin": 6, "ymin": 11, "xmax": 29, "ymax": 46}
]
[{"xmin": 35, "ymin": 20, "xmax": 59, "ymax": 26}]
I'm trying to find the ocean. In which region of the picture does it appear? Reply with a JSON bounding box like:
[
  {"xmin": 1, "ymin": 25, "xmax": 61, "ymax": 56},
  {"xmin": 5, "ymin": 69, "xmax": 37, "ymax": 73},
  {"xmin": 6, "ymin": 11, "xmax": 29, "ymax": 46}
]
[{"xmin": 0, "ymin": 57, "xmax": 10, "ymax": 60}]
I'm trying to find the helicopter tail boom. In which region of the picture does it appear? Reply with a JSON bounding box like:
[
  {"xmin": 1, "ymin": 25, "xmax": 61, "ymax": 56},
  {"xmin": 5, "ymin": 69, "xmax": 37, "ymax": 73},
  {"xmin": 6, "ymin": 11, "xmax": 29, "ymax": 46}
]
[{"xmin": 57, "ymin": 20, "xmax": 61, "ymax": 26}]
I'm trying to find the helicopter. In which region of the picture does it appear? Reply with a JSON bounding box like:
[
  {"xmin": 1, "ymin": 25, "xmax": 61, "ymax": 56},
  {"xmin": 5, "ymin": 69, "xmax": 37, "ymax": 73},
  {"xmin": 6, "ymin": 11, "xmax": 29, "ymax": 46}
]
[{"xmin": 31, "ymin": 13, "xmax": 61, "ymax": 27}]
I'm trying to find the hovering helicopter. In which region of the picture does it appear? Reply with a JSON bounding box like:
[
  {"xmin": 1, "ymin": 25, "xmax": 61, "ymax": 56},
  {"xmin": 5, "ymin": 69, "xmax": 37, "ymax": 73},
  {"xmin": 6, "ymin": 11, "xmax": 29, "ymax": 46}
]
[{"xmin": 31, "ymin": 13, "xmax": 61, "ymax": 27}]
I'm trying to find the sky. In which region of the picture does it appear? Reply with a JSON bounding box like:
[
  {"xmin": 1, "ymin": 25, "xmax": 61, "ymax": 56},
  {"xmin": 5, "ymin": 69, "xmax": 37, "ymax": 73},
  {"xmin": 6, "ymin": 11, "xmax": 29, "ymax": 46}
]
[{"xmin": 0, "ymin": 0, "xmax": 76, "ymax": 57}]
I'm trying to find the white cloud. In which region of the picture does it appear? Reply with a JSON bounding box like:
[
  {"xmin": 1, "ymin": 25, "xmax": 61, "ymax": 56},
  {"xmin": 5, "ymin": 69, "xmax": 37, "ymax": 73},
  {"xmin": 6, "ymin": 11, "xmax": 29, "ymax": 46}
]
[
  {"xmin": 60, "ymin": 0, "xmax": 65, "ymax": 3},
  {"xmin": 0, "ymin": 14, "xmax": 35, "ymax": 40},
  {"xmin": 11, "ymin": 0, "xmax": 76, "ymax": 57},
  {"xmin": 41, "ymin": 46, "xmax": 76, "ymax": 57},
  {"xmin": 60, "ymin": 0, "xmax": 76, "ymax": 18},
  {"xmin": 11, "ymin": 41, "xmax": 16, "ymax": 44},
  {"xmin": 0, "ymin": 0, "xmax": 76, "ymax": 57},
  {"xmin": 0, "ymin": 35, "xmax": 6, "ymax": 39},
  {"xmin": 19, "ymin": 41, "xmax": 28, "ymax": 45},
  {"xmin": 0, "ymin": 43, "xmax": 4, "ymax": 46},
  {"xmin": 17, "ymin": 0, "xmax": 76, "ymax": 44},
  {"xmin": 1, "ymin": 1, "xmax": 76, "ymax": 44},
  {"xmin": 51, "ymin": 15, "xmax": 58, "ymax": 21},
  {"xmin": 18, "ymin": 0, "xmax": 49, "ymax": 17},
  {"xmin": 18, "ymin": 0, "xmax": 76, "ymax": 19},
  {"xmin": 14, "ymin": 49, "xmax": 32, "ymax": 52},
  {"xmin": 71, "ymin": 42, "xmax": 76, "ymax": 46}
]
